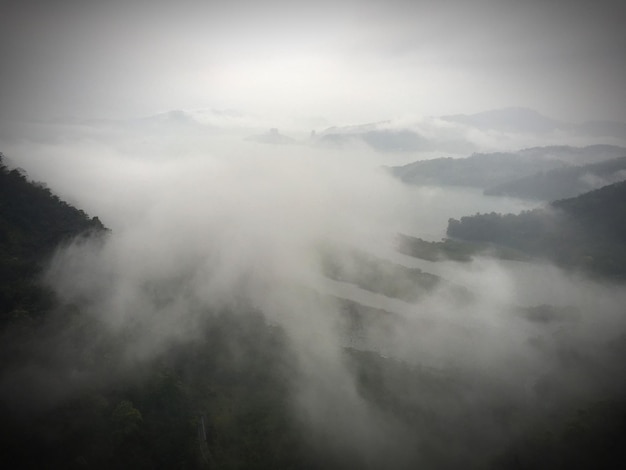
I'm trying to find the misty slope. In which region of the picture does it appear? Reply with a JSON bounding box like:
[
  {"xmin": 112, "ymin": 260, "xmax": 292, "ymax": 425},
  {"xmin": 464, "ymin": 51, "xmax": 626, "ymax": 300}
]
[
  {"xmin": 390, "ymin": 145, "xmax": 626, "ymax": 194},
  {"xmin": 485, "ymin": 155, "xmax": 626, "ymax": 200},
  {"xmin": 0, "ymin": 153, "xmax": 105, "ymax": 323},
  {"xmin": 3, "ymin": 146, "xmax": 626, "ymax": 469},
  {"xmin": 448, "ymin": 181, "xmax": 626, "ymax": 278},
  {"xmin": 441, "ymin": 107, "xmax": 626, "ymax": 140},
  {"xmin": 441, "ymin": 107, "xmax": 564, "ymax": 134},
  {"xmin": 0, "ymin": 153, "xmax": 314, "ymax": 469},
  {"xmin": 390, "ymin": 150, "xmax": 566, "ymax": 188},
  {"xmin": 314, "ymin": 122, "xmax": 429, "ymax": 152},
  {"xmin": 318, "ymin": 246, "xmax": 472, "ymax": 303}
]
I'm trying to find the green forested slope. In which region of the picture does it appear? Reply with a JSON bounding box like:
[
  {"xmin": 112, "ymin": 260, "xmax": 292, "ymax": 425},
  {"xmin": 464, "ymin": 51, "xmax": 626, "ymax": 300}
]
[
  {"xmin": 447, "ymin": 181, "xmax": 626, "ymax": 277},
  {"xmin": 0, "ymin": 152, "xmax": 310, "ymax": 469},
  {"xmin": 484, "ymin": 156, "xmax": 626, "ymax": 200},
  {"xmin": 0, "ymin": 153, "xmax": 106, "ymax": 324}
]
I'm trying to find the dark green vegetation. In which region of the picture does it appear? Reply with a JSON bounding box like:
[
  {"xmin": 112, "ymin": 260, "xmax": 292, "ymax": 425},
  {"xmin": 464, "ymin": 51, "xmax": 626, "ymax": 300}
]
[
  {"xmin": 320, "ymin": 247, "xmax": 439, "ymax": 301},
  {"xmin": 0, "ymin": 154, "xmax": 305, "ymax": 468},
  {"xmin": 391, "ymin": 145, "xmax": 626, "ymax": 200},
  {"xmin": 396, "ymin": 233, "xmax": 529, "ymax": 263},
  {"xmin": 1, "ymin": 307, "xmax": 306, "ymax": 469},
  {"xmin": 448, "ymin": 180, "xmax": 626, "ymax": 278},
  {"xmin": 494, "ymin": 399, "xmax": 626, "ymax": 469},
  {"xmin": 318, "ymin": 128, "xmax": 427, "ymax": 152},
  {"xmin": 0, "ymin": 153, "xmax": 105, "ymax": 326},
  {"xmin": 312, "ymin": 121, "xmax": 431, "ymax": 152}
]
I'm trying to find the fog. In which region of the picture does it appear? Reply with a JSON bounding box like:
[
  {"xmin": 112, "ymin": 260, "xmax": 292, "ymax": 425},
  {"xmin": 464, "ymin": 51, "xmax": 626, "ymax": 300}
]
[
  {"xmin": 2, "ymin": 1, "xmax": 626, "ymax": 466},
  {"xmin": 2, "ymin": 1, "xmax": 626, "ymax": 124},
  {"xmin": 3, "ymin": 119, "xmax": 626, "ymax": 467}
]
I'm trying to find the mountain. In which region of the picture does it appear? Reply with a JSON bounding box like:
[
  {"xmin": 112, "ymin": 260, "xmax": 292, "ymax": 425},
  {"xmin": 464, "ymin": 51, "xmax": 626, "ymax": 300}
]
[
  {"xmin": 447, "ymin": 181, "xmax": 626, "ymax": 278},
  {"xmin": 390, "ymin": 149, "xmax": 567, "ymax": 188},
  {"xmin": 0, "ymin": 153, "xmax": 106, "ymax": 323},
  {"xmin": 314, "ymin": 121, "xmax": 430, "ymax": 152},
  {"xmin": 441, "ymin": 107, "xmax": 626, "ymax": 140},
  {"xmin": 485, "ymin": 155, "xmax": 626, "ymax": 201},
  {"xmin": 512, "ymin": 144, "xmax": 626, "ymax": 165},
  {"xmin": 316, "ymin": 108, "xmax": 626, "ymax": 154},
  {"xmin": 0, "ymin": 151, "xmax": 309, "ymax": 469},
  {"xmin": 390, "ymin": 145, "xmax": 626, "ymax": 193},
  {"xmin": 441, "ymin": 107, "xmax": 565, "ymax": 134}
]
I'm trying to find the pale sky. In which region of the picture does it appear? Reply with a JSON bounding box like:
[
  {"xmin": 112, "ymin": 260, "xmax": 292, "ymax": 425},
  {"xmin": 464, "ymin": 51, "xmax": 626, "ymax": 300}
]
[{"xmin": 1, "ymin": 0, "xmax": 625, "ymax": 125}]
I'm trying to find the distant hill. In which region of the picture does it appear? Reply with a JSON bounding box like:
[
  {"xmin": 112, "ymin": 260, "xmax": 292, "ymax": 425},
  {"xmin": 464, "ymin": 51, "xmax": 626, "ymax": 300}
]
[
  {"xmin": 390, "ymin": 149, "xmax": 566, "ymax": 188},
  {"xmin": 441, "ymin": 107, "xmax": 626, "ymax": 140},
  {"xmin": 441, "ymin": 107, "xmax": 564, "ymax": 134},
  {"xmin": 314, "ymin": 108, "xmax": 626, "ymax": 153},
  {"xmin": 315, "ymin": 122, "xmax": 430, "ymax": 152},
  {"xmin": 485, "ymin": 156, "xmax": 626, "ymax": 201},
  {"xmin": 0, "ymin": 151, "xmax": 309, "ymax": 469},
  {"xmin": 390, "ymin": 145, "xmax": 626, "ymax": 195},
  {"xmin": 447, "ymin": 181, "xmax": 626, "ymax": 278},
  {"xmin": 512, "ymin": 144, "xmax": 626, "ymax": 165}
]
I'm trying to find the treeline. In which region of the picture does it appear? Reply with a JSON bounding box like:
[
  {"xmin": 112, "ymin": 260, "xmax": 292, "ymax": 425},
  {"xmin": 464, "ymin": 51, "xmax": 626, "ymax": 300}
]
[
  {"xmin": 447, "ymin": 181, "xmax": 626, "ymax": 278},
  {"xmin": 395, "ymin": 234, "xmax": 529, "ymax": 263},
  {"xmin": 391, "ymin": 151, "xmax": 564, "ymax": 188}
]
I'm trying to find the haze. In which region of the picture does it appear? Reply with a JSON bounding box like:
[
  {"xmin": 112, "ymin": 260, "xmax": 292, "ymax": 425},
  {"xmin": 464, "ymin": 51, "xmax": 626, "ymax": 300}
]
[
  {"xmin": 1, "ymin": 1, "xmax": 626, "ymax": 468},
  {"xmin": 2, "ymin": 0, "xmax": 626, "ymax": 125}
]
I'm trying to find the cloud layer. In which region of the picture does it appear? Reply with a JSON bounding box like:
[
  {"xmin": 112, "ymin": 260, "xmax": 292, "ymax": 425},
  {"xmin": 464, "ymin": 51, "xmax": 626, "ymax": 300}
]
[{"xmin": 3, "ymin": 123, "xmax": 626, "ymax": 465}]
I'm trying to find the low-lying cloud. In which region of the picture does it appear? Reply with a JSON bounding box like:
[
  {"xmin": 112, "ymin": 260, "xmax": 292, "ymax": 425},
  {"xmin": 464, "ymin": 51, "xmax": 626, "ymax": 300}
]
[{"xmin": 3, "ymin": 123, "xmax": 626, "ymax": 467}]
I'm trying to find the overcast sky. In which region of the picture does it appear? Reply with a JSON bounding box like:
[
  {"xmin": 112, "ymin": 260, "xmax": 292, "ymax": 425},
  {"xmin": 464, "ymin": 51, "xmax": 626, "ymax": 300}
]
[{"xmin": 1, "ymin": 0, "xmax": 625, "ymax": 125}]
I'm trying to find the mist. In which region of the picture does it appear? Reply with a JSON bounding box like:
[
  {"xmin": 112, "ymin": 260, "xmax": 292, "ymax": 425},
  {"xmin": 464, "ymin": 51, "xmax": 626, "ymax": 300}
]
[
  {"xmin": 2, "ymin": 119, "xmax": 626, "ymax": 467},
  {"xmin": 2, "ymin": 1, "xmax": 626, "ymax": 124},
  {"xmin": 2, "ymin": 0, "xmax": 626, "ymax": 466}
]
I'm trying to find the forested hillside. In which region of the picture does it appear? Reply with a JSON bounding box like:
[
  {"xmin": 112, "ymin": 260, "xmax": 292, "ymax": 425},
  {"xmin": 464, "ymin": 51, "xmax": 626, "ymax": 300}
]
[
  {"xmin": 390, "ymin": 151, "xmax": 565, "ymax": 188},
  {"xmin": 447, "ymin": 181, "xmax": 626, "ymax": 278},
  {"xmin": 0, "ymin": 153, "xmax": 319, "ymax": 469},
  {"xmin": 484, "ymin": 156, "xmax": 626, "ymax": 200},
  {"xmin": 0, "ymin": 153, "xmax": 106, "ymax": 325},
  {"xmin": 0, "ymin": 152, "xmax": 432, "ymax": 469},
  {"xmin": 390, "ymin": 145, "xmax": 626, "ymax": 197}
]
